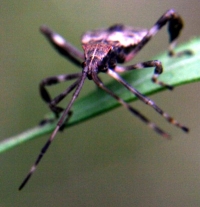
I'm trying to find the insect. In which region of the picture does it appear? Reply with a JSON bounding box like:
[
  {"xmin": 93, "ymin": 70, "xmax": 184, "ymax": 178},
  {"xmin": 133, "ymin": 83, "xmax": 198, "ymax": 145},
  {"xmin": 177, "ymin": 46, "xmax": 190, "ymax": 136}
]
[{"xmin": 19, "ymin": 9, "xmax": 192, "ymax": 190}]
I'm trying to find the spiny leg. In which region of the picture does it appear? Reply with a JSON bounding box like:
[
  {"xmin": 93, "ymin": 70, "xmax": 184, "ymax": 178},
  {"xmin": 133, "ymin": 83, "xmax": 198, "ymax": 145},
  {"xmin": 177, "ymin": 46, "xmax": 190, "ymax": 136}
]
[
  {"xmin": 107, "ymin": 69, "xmax": 189, "ymax": 132},
  {"xmin": 19, "ymin": 71, "xmax": 87, "ymax": 190},
  {"xmin": 40, "ymin": 73, "xmax": 82, "ymax": 116},
  {"xmin": 115, "ymin": 60, "xmax": 173, "ymax": 90},
  {"xmin": 126, "ymin": 9, "xmax": 192, "ymax": 61},
  {"xmin": 40, "ymin": 25, "xmax": 84, "ymax": 66},
  {"xmin": 92, "ymin": 73, "xmax": 170, "ymax": 139}
]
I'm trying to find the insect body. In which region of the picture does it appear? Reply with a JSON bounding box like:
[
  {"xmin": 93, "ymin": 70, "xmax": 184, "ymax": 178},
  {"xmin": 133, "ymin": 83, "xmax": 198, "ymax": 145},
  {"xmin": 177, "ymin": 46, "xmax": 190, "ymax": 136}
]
[{"xmin": 19, "ymin": 9, "xmax": 192, "ymax": 190}]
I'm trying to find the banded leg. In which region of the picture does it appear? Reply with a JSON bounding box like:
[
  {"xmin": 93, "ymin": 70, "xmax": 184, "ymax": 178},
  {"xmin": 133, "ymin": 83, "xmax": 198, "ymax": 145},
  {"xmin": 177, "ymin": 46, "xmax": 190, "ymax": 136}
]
[
  {"xmin": 19, "ymin": 71, "xmax": 88, "ymax": 190},
  {"xmin": 126, "ymin": 9, "xmax": 192, "ymax": 61},
  {"xmin": 107, "ymin": 69, "xmax": 189, "ymax": 132},
  {"xmin": 92, "ymin": 73, "xmax": 170, "ymax": 139},
  {"xmin": 40, "ymin": 73, "xmax": 82, "ymax": 116},
  {"xmin": 40, "ymin": 25, "xmax": 84, "ymax": 67},
  {"xmin": 115, "ymin": 60, "xmax": 173, "ymax": 90}
]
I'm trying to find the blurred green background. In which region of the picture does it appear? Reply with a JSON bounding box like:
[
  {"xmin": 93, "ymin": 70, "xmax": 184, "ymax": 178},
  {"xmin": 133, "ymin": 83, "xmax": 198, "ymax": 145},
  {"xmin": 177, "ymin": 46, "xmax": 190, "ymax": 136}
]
[{"xmin": 1, "ymin": 0, "xmax": 200, "ymax": 206}]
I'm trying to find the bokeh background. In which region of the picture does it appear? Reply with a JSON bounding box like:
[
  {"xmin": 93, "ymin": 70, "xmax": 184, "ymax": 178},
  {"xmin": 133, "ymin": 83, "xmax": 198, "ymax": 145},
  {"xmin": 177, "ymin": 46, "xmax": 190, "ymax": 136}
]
[{"xmin": 1, "ymin": 0, "xmax": 200, "ymax": 206}]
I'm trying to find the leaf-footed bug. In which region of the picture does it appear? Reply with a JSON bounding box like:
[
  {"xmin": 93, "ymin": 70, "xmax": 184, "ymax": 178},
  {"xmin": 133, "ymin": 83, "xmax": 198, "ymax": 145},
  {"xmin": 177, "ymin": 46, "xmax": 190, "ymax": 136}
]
[{"xmin": 19, "ymin": 9, "xmax": 192, "ymax": 190}]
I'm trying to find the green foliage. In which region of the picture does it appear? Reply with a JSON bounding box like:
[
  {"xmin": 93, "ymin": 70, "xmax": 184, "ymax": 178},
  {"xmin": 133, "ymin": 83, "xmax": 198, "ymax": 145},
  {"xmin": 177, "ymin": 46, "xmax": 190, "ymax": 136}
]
[{"xmin": 0, "ymin": 38, "xmax": 200, "ymax": 153}]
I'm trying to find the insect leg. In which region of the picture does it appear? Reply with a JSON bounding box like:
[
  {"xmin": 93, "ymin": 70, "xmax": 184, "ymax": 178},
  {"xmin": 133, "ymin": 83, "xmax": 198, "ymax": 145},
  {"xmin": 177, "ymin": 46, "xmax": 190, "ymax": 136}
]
[
  {"xmin": 92, "ymin": 73, "xmax": 170, "ymax": 139},
  {"xmin": 126, "ymin": 9, "xmax": 192, "ymax": 61},
  {"xmin": 115, "ymin": 60, "xmax": 173, "ymax": 90},
  {"xmin": 40, "ymin": 25, "xmax": 84, "ymax": 66},
  {"xmin": 19, "ymin": 71, "xmax": 87, "ymax": 190},
  {"xmin": 40, "ymin": 73, "xmax": 82, "ymax": 117},
  {"xmin": 107, "ymin": 69, "xmax": 189, "ymax": 133}
]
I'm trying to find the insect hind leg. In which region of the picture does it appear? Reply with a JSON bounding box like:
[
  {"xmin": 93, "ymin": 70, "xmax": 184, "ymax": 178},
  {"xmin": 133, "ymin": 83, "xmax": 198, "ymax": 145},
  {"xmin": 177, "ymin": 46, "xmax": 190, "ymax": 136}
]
[{"xmin": 126, "ymin": 9, "xmax": 192, "ymax": 61}]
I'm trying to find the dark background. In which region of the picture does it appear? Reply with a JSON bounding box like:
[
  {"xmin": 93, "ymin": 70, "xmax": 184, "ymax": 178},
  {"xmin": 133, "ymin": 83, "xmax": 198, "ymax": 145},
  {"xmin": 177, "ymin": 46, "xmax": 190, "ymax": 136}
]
[{"xmin": 1, "ymin": 0, "xmax": 200, "ymax": 206}]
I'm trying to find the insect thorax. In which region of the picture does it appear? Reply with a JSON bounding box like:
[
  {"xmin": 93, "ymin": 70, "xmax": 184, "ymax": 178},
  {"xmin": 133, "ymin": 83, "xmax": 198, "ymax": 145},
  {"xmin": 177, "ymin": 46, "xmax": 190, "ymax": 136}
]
[{"xmin": 82, "ymin": 24, "xmax": 148, "ymax": 65}]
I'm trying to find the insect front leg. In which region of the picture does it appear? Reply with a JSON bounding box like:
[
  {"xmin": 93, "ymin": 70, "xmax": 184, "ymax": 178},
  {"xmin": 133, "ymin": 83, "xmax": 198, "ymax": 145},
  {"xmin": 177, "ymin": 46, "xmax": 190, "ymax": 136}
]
[
  {"xmin": 115, "ymin": 60, "xmax": 173, "ymax": 90},
  {"xmin": 126, "ymin": 9, "xmax": 192, "ymax": 61},
  {"xmin": 39, "ymin": 73, "xmax": 81, "ymax": 121}
]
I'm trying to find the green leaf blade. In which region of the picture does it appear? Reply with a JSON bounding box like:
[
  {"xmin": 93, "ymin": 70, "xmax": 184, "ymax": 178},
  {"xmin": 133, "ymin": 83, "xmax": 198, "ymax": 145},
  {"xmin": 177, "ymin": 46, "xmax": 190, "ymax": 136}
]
[{"xmin": 1, "ymin": 38, "xmax": 200, "ymax": 153}]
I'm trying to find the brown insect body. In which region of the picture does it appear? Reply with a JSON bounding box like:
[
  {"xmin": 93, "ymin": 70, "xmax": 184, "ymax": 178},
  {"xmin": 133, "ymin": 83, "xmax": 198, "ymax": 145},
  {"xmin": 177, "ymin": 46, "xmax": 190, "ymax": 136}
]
[{"xmin": 19, "ymin": 10, "xmax": 192, "ymax": 190}]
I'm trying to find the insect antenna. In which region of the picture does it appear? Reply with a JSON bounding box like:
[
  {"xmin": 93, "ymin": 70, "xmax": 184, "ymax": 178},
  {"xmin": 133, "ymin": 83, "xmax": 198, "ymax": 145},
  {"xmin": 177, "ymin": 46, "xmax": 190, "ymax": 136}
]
[{"xmin": 19, "ymin": 71, "xmax": 87, "ymax": 190}]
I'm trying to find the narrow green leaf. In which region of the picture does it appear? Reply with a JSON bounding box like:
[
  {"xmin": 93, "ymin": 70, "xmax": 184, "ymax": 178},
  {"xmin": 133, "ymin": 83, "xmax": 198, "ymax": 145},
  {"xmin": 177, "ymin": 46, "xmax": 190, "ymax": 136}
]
[{"xmin": 0, "ymin": 38, "xmax": 200, "ymax": 153}]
